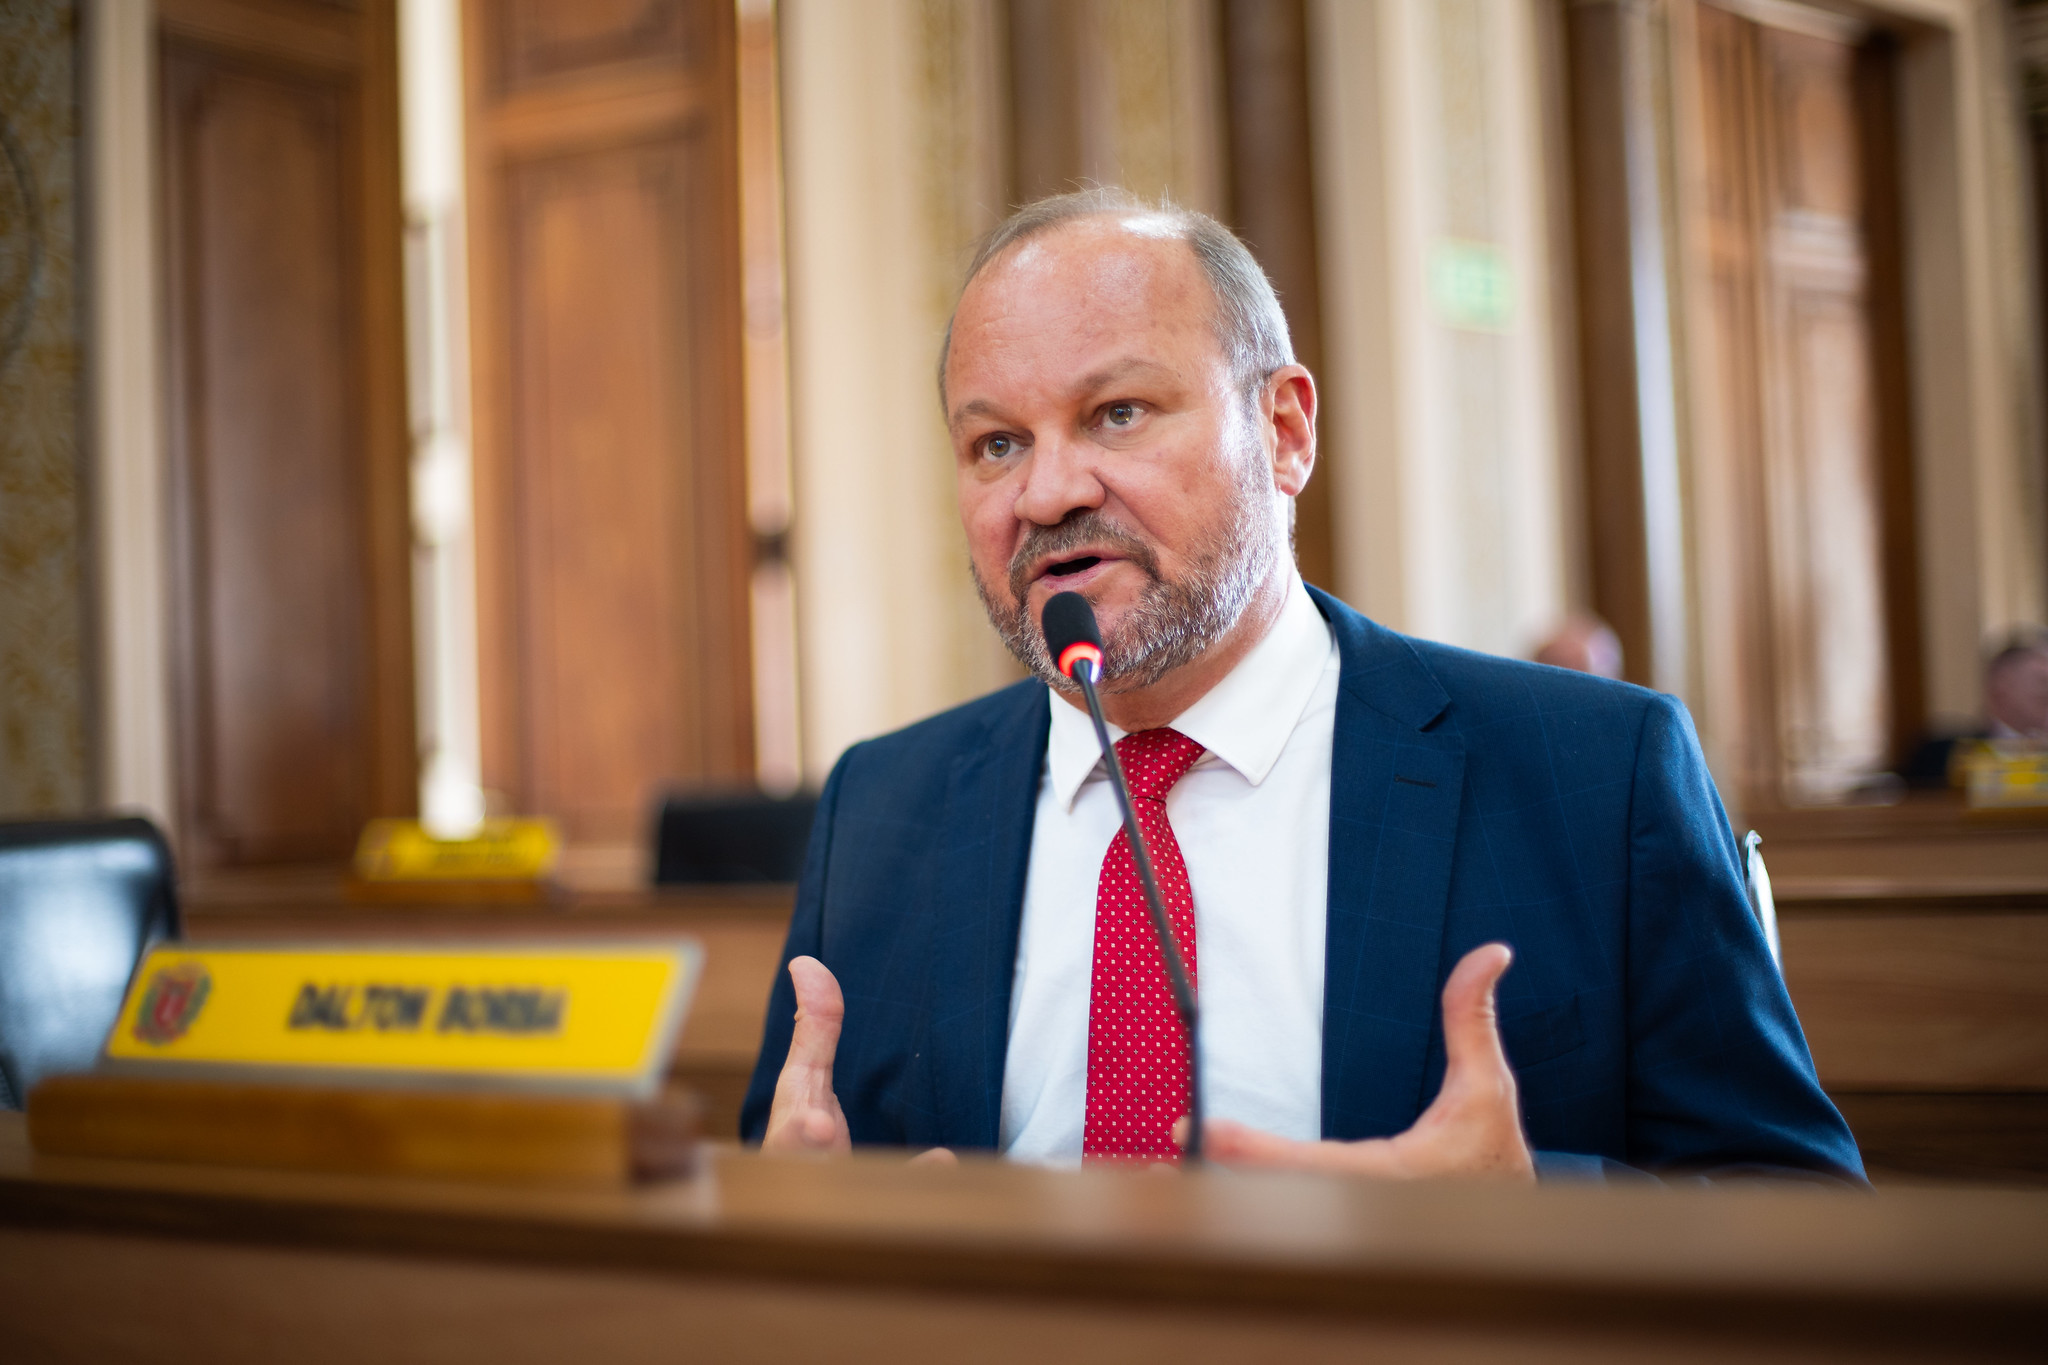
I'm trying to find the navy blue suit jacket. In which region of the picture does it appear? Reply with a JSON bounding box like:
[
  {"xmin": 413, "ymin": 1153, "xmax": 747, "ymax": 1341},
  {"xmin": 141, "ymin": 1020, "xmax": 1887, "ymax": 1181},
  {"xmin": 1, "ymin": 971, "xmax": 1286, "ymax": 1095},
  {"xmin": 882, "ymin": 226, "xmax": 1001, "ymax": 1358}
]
[{"xmin": 741, "ymin": 589, "xmax": 1864, "ymax": 1181}]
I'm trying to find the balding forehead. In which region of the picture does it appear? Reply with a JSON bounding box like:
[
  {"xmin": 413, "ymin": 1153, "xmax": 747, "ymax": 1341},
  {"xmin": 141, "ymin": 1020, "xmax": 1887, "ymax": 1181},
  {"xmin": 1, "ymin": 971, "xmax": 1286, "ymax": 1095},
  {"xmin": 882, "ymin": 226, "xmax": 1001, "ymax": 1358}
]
[
  {"xmin": 983, "ymin": 213, "xmax": 1201, "ymax": 276},
  {"xmin": 954, "ymin": 222, "xmax": 1214, "ymax": 336},
  {"xmin": 937, "ymin": 191, "xmax": 1295, "ymax": 410},
  {"xmin": 943, "ymin": 229, "xmax": 1223, "ymax": 402}
]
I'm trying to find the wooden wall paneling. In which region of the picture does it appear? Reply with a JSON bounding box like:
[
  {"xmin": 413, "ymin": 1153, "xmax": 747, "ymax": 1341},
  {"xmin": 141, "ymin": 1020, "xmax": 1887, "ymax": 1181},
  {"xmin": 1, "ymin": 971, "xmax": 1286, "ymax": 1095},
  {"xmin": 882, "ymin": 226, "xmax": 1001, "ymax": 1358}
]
[
  {"xmin": 503, "ymin": 139, "xmax": 743, "ymax": 837},
  {"xmin": 161, "ymin": 44, "xmax": 364, "ymax": 861},
  {"xmin": 351, "ymin": 0, "xmax": 416, "ymax": 856},
  {"xmin": 1564, "ymin": 4, "xmax": 1656, "ymax": 688},
  {"xmin": 1855, "ymin": 37, "xmax": 1924, "ymax": 768},
  {"xmin": 1780, "ymin": 909, "xmax": 2048, "ymax": 1091},
  {"xmin": 154, "ymin": 0, "xmax": 358, "ymax": 69},
  {"xmin": 1692, "ymin": 1, "xmax": 1781, "ymax": 803},
  {"xmin": 157, "ymin": 0, "xmax": 414, "ymax": 869},
  {"xmin": 1778, "ymin": 899, "xmax": 2048, "ymax": 1183},
  {"xmin": 1007, "ymin": 0, "xmax": 1087, "ymax": 204},
  {"xmin": 1681, "ymin": 3, "xmax": 1915, "ymax": 809},
  {"xmin": 1831, "ymin": 1092, "xmax": 2048, "ymax": 1185},
  {"xmin": 1752, "ymin": 23, "xmax": 1892, "ymax": 801},
  {"xmin": 1221, "ymin": 0, "xmax": 1332, "ymax": 592},
  {"xmin": 468, "ymin": 0, "xmax": 754, "ymax": 846},
  {"xmin": 490, "ymin": 0, "xmax": 708, "ymax": 94},
  {"xmin": 1768, "ymin": 809, "xmax": 2048, "ymax": 1184}
]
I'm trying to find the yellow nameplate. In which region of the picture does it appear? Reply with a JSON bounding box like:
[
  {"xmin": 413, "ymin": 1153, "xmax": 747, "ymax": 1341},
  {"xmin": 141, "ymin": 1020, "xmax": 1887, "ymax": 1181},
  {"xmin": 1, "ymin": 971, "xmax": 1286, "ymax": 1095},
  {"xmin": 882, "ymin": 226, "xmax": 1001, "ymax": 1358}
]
[
  {"xmin": 353, "ymin": 818, "xmax": 560, "ymax": 882},
  {"xmin": 1954, "ymin": 739, "xmax": 2048, "ymax": 808},
  {"xmin": 103, "ymin": 942, "xmax": 699, "ymax": 1096}
]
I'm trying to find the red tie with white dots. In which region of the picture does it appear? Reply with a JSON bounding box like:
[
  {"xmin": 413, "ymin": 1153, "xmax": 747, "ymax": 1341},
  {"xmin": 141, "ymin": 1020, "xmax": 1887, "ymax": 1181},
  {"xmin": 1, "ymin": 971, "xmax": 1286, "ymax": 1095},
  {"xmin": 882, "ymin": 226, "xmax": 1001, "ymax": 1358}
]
[{"xmin": 1083, "ymin": 726, "xmax": 1206, "ymax": 1164}]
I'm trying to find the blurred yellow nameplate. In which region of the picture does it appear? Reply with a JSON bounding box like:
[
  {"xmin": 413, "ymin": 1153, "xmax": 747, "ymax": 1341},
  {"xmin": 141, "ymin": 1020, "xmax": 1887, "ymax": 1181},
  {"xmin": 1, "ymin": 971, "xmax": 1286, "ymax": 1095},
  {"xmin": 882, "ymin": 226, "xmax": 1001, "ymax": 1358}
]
[
  {"xmin": 102, "ymin": 942, "xmax": 700, "ymax": 1096},
  {"xmin": 353, "ymin": 818, "xmax": 560, "ymax": 882},
  {"xmin": 1954, "ymin": 739, "xmax": 2048, "ymax": 809}
]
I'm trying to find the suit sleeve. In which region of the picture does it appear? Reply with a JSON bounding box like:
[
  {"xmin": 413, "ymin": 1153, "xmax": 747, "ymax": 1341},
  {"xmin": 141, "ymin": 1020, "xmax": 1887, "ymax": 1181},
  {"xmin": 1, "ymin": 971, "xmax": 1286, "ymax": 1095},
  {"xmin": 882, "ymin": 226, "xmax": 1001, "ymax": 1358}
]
[
  {"xmin": 738, "ymin": 745, "xmax": 856, "ymax": 1141},
  {"xmin": 1611, "ymin": 694, "xmax": 1866, "ymax": 1183}
]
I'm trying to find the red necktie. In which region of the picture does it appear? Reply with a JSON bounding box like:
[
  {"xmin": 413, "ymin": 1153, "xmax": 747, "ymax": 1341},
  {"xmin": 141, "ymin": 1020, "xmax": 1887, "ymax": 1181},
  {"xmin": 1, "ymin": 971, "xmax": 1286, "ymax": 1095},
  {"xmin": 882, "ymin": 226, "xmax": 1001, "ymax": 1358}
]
[{"xmin": 1083, "ymin": 727, "xmax": 1205, "ymax": 1163}]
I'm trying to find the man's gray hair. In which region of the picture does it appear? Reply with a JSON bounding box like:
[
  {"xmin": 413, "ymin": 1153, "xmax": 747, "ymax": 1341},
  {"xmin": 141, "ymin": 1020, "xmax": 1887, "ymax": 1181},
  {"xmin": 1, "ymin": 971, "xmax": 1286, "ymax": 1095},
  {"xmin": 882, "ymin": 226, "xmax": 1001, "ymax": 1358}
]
[{"xmin": 938, "ymin": 187, "xmax": 1295, "ymax": 408}]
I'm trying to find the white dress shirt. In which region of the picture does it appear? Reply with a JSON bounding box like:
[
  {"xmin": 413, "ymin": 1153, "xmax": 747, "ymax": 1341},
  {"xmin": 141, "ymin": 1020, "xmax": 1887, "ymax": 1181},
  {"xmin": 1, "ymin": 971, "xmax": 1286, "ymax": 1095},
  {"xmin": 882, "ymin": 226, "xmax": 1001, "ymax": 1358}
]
[{"xmin": 999, "ymin": 576, "xmax": 1339, "ymax": 1166}]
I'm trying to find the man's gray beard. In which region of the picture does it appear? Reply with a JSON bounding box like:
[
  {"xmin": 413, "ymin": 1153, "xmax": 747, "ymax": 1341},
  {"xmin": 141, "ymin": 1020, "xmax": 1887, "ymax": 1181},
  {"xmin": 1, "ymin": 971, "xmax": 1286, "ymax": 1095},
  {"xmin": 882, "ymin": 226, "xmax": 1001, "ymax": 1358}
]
[{"xmin": 972, "ymin": 447, "xmax": 1284, "ymax": 694}]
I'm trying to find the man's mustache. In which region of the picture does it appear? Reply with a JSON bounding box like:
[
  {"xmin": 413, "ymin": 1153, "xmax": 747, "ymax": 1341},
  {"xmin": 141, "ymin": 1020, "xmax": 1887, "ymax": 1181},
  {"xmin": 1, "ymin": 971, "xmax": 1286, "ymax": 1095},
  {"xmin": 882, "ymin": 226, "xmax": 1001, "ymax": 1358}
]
[{"xmin": 1005, "ymin": 513, "xmax": 1163, "ymax": 607}]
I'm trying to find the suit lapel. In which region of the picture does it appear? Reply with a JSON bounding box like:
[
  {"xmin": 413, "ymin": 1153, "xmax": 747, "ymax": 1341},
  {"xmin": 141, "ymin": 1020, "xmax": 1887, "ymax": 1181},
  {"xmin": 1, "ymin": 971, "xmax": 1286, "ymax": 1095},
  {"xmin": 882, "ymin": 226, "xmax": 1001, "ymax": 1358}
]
[
  {"xmin": 923, "ymin": 681, "xmax": 1048, "ymax": 1149},
  {"xmin": 1310, "ymin": 588, "xmax": 1467, "ymax": 1141}
]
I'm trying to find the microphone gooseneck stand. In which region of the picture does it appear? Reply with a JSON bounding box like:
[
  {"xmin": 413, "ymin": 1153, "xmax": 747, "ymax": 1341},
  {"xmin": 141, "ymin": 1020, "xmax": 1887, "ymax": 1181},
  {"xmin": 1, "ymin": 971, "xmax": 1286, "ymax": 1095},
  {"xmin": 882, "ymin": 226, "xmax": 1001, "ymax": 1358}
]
[{"xmin": 1048, "ymin": 594, "xmax": 1205, "ymax": 1163}]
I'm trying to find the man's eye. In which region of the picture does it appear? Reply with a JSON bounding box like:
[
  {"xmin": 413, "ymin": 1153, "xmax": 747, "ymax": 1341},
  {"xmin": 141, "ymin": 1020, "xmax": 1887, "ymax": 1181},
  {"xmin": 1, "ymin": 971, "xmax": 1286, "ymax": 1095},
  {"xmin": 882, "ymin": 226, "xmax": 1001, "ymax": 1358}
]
[
  {"xmin": 1105, "ymin": 403, "xmax": 1136, "ymax": 427},
  {"xmin": 982, "ymin": 433, "xmax": 1014, "ymax": 460}
]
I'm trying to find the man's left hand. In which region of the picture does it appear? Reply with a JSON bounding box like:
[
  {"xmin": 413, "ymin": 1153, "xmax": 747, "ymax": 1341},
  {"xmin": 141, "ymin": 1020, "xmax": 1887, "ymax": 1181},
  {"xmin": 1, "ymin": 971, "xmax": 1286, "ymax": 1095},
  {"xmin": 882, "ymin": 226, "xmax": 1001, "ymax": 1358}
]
[{"xmin": 1196, "ymin": 943, "xmax": 1535, "ymax": 1181}]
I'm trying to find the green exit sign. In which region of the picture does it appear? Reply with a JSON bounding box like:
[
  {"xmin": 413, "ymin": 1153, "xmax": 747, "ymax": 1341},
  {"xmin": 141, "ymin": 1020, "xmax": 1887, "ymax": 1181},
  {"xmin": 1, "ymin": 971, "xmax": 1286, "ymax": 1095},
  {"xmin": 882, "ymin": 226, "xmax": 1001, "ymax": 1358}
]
[{"xmin": 1429, "ymin": 239, "xmax": 1514, "ymax": 332}]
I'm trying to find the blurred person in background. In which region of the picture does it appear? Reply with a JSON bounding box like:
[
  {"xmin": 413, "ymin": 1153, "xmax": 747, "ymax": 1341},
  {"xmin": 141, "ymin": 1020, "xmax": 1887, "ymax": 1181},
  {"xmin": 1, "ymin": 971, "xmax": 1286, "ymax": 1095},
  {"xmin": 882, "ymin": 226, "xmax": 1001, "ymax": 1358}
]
[
  {"xmin": 1903, "ymin": 634, "xmax": 2048, "ymax": 786},
  {"xmin": 1532, "ymin": 615, "xmax": 1624, "ymax": 680},
  {"xmin": 1984, "ymin": 638, "xmax": 2048, "ymax": 740}
]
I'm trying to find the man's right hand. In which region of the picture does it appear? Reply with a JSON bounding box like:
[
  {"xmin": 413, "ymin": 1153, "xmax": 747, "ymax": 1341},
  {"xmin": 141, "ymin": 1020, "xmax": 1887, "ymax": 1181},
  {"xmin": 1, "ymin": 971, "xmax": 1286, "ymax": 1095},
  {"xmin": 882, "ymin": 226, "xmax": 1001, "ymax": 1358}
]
[{"xmin": 761, "ymin": 955, "xmax": 852, "ymax": 1153}]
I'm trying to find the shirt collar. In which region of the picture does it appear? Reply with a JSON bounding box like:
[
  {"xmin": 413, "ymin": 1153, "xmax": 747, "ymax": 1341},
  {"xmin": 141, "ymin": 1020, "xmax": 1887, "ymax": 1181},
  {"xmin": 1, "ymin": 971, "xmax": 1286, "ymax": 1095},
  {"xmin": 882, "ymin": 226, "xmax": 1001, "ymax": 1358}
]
[{"xmin": 1044, "ymin": 575, "xmax": 1335, "ymax": 812}]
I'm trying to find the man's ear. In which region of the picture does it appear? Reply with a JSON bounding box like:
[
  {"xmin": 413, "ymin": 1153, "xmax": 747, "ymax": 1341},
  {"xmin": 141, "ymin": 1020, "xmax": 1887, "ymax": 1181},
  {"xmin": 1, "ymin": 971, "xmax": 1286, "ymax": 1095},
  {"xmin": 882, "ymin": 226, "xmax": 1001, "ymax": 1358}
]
[{"xmin": 1265, "ymin": 366, "xmax": 1317, "ymax": 497}]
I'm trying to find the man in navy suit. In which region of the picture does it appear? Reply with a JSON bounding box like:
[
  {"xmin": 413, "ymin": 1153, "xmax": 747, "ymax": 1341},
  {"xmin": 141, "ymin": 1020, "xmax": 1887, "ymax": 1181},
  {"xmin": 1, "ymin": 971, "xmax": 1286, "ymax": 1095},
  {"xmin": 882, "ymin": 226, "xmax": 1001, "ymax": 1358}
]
[{"xmin": 740, "ymin": 189, "xmax": 1862, "ymax": 1182}]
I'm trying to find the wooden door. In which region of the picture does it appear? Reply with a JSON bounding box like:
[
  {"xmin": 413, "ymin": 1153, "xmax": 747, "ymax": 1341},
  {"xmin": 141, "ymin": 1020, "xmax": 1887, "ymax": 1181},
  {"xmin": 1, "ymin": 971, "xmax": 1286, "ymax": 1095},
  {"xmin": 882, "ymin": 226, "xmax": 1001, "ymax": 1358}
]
[
  {"xmin": 1694, "ymin": 3, "xmax": 1916, "ymax": 805},
  {"xmin": 465, "ymin": 0, "xmax": 754, "ymax": 846},
  {"xmin": 159, "ymin": 0, "xmax": 414, "ymax": 868}
]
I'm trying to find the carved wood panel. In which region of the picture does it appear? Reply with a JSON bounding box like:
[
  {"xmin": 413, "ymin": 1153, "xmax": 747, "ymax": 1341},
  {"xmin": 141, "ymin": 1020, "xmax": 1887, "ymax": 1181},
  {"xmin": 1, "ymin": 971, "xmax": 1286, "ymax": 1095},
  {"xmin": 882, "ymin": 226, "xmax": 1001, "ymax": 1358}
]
[
  {"xmin": 159, "ymin": 13, "xmax": 413, "ymax": 867},
  {"xmin": 490, "ymin": 0, "xmax": 704, "ymax": 94},
  {"xmin": 1695, "ymin": 5, "xmax": 1906, "ymax": 805},
  {"xmin": 1692, "ymin": 0, "xmax": 1776, "ymax": 794},
  {"xmin": 469, "ymin": 0, "xmax": 752, "ymax": 846},
  {"xmin": 502, "ymin": 139, "xmax": 750, "ymax": 838}
]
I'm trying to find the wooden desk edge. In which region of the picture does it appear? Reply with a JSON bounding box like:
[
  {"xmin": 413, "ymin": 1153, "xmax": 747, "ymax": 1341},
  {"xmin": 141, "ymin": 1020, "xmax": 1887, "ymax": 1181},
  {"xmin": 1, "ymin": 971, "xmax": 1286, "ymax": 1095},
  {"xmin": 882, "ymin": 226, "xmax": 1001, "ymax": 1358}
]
[{"xmin": 2, "ymin": 1124, "xmax": 2043, "ymax": 1355}]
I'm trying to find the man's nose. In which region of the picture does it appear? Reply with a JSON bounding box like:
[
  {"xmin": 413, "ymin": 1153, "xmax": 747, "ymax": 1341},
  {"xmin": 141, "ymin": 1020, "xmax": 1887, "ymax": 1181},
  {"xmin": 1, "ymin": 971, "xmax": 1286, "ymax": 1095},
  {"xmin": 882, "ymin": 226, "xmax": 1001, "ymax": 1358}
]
[{"xmin": 1012, "ymin": 432, "xmax": 1106, "ymax": 527}]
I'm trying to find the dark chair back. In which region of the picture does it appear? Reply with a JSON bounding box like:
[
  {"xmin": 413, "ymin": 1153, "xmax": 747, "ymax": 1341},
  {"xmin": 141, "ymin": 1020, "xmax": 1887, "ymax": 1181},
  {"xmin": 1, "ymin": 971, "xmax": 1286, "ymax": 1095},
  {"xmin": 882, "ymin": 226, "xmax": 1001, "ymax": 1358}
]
[
  {"xmin": 0, "ymin": 816, "xmax": 179, "ymax": 1107},
  {"xmin": 653, "ymin": 791, "xmax": 818, "ymax": 884}
]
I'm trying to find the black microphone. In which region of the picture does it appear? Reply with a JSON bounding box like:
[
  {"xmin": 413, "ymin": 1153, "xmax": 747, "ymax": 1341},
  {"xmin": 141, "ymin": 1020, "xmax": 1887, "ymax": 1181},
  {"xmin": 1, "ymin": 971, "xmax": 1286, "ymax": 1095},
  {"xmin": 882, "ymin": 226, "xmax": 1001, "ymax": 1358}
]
[{"xmin": 1041, "ymin": 590, "xmax": 1205, "ymax": 1162}]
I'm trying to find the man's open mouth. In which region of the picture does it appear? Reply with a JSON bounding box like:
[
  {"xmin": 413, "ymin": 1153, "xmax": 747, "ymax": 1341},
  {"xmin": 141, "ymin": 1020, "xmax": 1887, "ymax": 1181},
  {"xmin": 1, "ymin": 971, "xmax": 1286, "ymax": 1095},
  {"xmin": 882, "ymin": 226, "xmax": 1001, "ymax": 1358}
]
[{"xmin": 1006, "ymin": 516, "xmax": 1159, "ymax": 605}]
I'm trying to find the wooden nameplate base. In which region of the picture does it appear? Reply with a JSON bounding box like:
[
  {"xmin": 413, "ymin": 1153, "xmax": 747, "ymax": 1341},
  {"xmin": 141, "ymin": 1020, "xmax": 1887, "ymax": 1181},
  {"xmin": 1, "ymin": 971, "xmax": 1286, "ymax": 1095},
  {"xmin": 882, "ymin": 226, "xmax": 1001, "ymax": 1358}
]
[
  {"xmin": 347, "ymin": 818, "xmax": 563, "ymax": 906},
  {"xmin": 27, "ymin": 1074, "xmax": 701, "ymax": 1187},
  {"xmin": 342, "ymin": 875, "xmax": 557, "ymax": 905}
]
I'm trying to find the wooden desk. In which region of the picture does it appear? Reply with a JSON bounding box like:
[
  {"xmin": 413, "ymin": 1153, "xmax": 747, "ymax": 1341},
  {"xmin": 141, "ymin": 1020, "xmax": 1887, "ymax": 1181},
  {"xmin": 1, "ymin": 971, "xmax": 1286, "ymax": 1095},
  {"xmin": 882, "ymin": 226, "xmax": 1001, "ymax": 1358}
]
[
  {"xmin": 1753, "ymin": 793, "xmax": 2048, "ymax": 897},
  {"xmin": 1759, "ymin": 797, "xmax": 2048, "ymax": 1184},
  {"xmin": 184, "ymin": 824, "xmax": 2048, "ymax": 1185},
  {"xmin": 1, "ymin": 1115, "xmax": 2042, "ymax": 1363}
]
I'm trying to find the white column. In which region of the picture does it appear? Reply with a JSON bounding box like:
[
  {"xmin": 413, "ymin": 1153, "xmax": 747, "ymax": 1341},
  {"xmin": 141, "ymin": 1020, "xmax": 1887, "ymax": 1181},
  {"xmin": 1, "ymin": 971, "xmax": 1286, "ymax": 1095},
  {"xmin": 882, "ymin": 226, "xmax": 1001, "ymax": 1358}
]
[
  {"xmin": 1310, "ymin": 0, "xmax": 1572, "ymax": 660},
  {"xmin": 398, "ymin": 0, "xmax": 483, "ymax": 836},
  {"xmin": 85, "ymin": 0, "xmax": 174, "ymax": 829},
  {"xmin": 780, "ymin": 0, "xmax": 1015, "ymax": 781}
]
